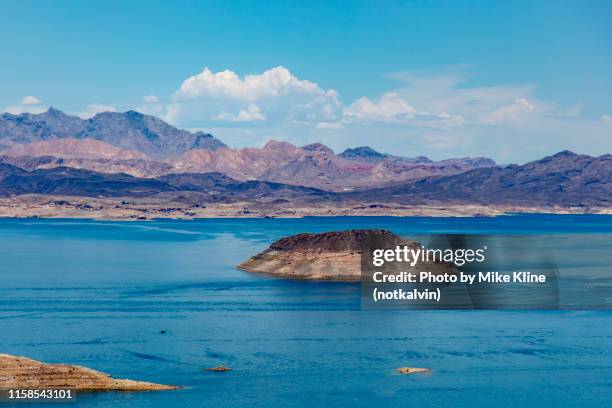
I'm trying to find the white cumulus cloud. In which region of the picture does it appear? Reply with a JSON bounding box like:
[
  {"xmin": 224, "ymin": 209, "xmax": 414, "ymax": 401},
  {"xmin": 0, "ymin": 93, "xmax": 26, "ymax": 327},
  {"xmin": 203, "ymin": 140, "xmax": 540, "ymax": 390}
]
[
  {"xmin": 213, "ymin": 104, "xmax": 266, "ymax": 122},
  {"xmin": 345, "ymin": 92, "xmax": 417, "ymax": 122},
  {"xmin": 173, "ymin": 66, "xmax": 322, "ymax": 101},
  {"xmin": 115, "ymin": 65, "xmax": 612, "ymax": 162},
  {"xmin": 165, "ymin": 66, "xmax": 341, "ymax": 127}
]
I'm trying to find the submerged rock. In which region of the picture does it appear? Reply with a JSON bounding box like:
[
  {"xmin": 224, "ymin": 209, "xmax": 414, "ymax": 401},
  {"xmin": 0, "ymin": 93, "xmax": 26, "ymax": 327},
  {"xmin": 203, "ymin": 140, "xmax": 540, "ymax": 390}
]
[
  {"xmin": 396, "ymin": 367, "xmax": 431, "ymax": 374},
  {"xmin": 0, "ymin": 353, "xmax": 179, "ymax": 391},
  {"xmin": 205, "ymin": 365, "xmax": 231, "ymax": 372}
]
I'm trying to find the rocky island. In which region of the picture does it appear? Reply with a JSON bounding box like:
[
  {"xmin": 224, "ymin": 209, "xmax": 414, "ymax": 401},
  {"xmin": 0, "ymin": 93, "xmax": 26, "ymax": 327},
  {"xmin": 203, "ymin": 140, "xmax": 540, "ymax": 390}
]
[
  {"xmin": 0, "ymin": 354, "xmax": 178, "ymax": 391},
  {"xmin": 237, "ymin": 229, "xmax": 455, "ymax": 281}
]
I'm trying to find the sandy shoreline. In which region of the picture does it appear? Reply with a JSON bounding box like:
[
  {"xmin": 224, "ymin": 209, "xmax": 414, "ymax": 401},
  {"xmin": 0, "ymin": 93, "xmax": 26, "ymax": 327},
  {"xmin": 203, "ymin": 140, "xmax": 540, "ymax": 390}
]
[{"xmin": 0, "ymin": 194, "xmax": 609, "ymax": 221}]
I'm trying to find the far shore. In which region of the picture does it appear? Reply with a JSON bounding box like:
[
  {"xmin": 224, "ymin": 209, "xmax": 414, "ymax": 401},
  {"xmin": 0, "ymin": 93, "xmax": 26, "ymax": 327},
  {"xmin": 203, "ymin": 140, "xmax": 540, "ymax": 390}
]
[{"xmin": 0, "ymin": 194, "xmax": 609, "ymax": 221}]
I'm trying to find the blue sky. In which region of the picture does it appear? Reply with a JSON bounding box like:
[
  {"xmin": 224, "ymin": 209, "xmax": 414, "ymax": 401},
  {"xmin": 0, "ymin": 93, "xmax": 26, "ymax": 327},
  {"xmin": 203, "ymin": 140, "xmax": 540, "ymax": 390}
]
[{"xmin": 1, "ymin": 0, "xmax": 611, "ymax": 162}]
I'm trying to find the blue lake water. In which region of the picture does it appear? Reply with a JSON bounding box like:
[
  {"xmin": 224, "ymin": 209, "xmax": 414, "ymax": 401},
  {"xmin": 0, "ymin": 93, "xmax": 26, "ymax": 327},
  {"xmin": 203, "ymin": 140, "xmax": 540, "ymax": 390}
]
[{"xmin": 0, "ymin": 215, "xmax": 611, "ymax": 407}]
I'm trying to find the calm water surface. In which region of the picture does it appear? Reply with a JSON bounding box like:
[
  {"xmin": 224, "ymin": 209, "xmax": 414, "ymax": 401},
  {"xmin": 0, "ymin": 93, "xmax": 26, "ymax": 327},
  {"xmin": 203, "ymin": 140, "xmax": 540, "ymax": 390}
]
[{"xmin": 0, "ymin": 215, "xmax": 611, "ymax": 407}]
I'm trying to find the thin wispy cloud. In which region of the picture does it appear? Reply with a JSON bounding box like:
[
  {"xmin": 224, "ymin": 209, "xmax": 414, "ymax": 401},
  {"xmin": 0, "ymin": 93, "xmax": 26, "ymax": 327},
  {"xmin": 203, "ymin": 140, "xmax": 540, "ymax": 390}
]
[
  {"xmin": 142, "ymin": 95, "xmax": 159, "ymax": 103},
  {"xmin": 3, "ymin": 96, "xmax": 46, "ymax": 115},
  {"xmin": 77, "ymin": 103, "xmax": 117, "ymax": 119},
  {"xmin": 20, "ymin": 95, "xmax": 42, "ymax": 106}
]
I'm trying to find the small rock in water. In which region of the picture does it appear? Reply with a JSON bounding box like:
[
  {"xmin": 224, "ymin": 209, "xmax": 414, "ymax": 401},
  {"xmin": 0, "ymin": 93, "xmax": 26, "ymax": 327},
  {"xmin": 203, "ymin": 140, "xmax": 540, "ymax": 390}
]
[
  {"xmin": 205, "ymin": 365, "xmax": 231, "ymax": 372},
  {"xmin": 396, "ymin": 367, "xmax": 431, "ymax": 374},
  {"xmin": 160, "ymin": 330, "xmax": 166, "ymax": 334}
]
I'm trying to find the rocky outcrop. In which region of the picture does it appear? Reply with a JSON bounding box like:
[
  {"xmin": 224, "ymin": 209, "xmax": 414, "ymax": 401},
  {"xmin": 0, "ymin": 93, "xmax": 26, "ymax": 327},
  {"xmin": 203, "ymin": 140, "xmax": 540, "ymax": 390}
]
[
  {"xmin": 0, "ymin": 354, "xmax": 178, "ymax": 390},
  {"xmin": 237, "ymin": 230, "xmax": 454, "ymax": 281}
]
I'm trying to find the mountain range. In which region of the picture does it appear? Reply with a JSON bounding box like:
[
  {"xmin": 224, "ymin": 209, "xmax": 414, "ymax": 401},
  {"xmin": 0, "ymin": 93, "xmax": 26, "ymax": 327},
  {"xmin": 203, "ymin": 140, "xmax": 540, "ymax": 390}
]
[
  {"xmin": 0, "ymin": 108, "xmax": 226, "ymax": 156},
  {"xmin": 0, "ymin": 149, "xmax": 609, "ymax": 209},
  {"xmin": 349, "ymin": 151, "xmax": 612, "ymax": 208},
  {"xmin": 0, "ymin": 108, "xmax": 610, "ymax": 212},
  {"xmin": 0, "ymin": 108, "xmax": 495, "ymax": 191}
]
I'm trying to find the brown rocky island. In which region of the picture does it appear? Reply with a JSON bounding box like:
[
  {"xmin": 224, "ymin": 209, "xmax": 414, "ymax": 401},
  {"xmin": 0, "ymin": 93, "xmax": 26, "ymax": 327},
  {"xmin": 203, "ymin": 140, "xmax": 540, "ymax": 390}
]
[
  {"xmin": 0, "ymin": 354, "xmax": 178, "ymax": 391},
  {"xmin": 237, "ymin": 229, "xmax": 454, "ymax": 281}
]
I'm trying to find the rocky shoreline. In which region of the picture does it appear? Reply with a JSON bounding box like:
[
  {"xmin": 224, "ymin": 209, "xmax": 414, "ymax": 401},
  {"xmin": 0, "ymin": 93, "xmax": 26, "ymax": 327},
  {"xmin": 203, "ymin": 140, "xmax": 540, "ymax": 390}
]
[
  {"xmin": 0, "ymin": 354, "xmax": 178, "ymax": 391},
  {"xmin": 0, "ymin": 194, "xmax": 607, "ymax": 220}
]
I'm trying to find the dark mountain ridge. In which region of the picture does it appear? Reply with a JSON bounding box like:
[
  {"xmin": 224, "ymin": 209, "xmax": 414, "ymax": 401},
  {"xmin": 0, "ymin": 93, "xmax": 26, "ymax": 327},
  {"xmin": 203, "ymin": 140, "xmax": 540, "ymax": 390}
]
[
  {"xmin": 0, "ymin": 150, "xmax": 609, "ymax": 209},
  {"xmin": 0, "ymin": 164, "xmax": 332, "ymax": 201},
  {"xmin": 350, "ymin": 151, "xmax": 612, "ymax": 207},
  {"xmin": 339, "ymin": 145, "xmax": 494, "ymax": 168},
  {"xmin": 0, "ymin": 108, "xmax": 226, "ymax": 156},
  {"xmin": 339, "ymin": 146, "xmax": 388, "ymax": 163}
]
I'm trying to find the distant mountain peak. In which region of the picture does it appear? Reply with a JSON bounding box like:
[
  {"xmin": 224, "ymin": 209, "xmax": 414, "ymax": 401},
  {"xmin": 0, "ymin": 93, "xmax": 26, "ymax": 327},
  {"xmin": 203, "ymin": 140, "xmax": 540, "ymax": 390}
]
[
  {"xmin": 533, "ymin": 150, "xmax": 580, "ymax": 165},
  {"xmin": 263, "ymin": 140, "xmax": 296, "ymax": 150},
  {"xmin": 91, "ymin": 110, "xmax": 146, "ymax": 121},
  {"xmin": 35, "ymin": 107, "xmax": 76, "ymax": 120},
  {"xmin": 192, "ymin": 132, "xmax": 227, "ymax": 150},
  {"xmin": 551, "ymin": 150, "xmax": 578, "ymax": 158},
  {"xmin": 302, "ymin": 143, "xmax": 334, "ymax": 155},
  {"xmin": 0, "ymin": 107, "xmax": 506, "ymax": 192},
  {"xmin": 0, "ymin": 107, "xmax": 225, "ymax": 157},
  {"xmin": 344, "ymin": 146, "xmax": 380, "ymax": 155},
  {"xmin": 339, "ymin": 146, "xmax": 387, "ymax": 163},
  {"xmin": 46, "ymin": 107, "xmax": 64, "ymax": 115}
]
